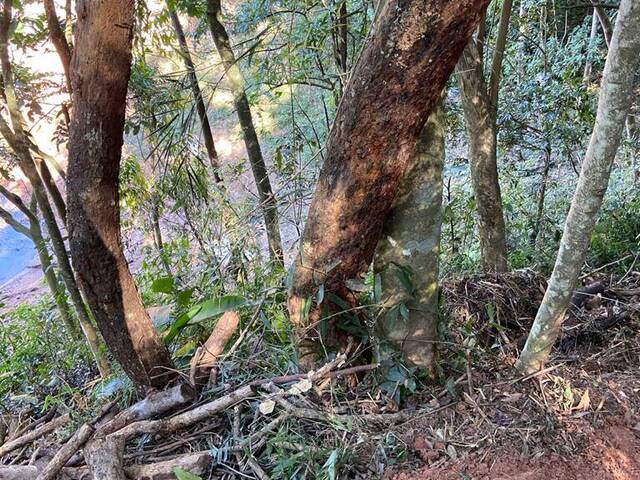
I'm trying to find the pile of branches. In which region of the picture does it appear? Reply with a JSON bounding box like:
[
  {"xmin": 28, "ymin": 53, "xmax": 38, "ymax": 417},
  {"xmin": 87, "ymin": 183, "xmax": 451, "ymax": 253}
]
[{"xmin": 0, "ymin": 352, "xmax": 394, "ymax": 480}]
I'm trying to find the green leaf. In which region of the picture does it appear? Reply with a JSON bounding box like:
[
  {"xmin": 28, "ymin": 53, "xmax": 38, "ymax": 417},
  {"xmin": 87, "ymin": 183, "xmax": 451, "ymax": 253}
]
[
  {"xmin": 151, "ymin": 276, "xmax": 174, "ymax": 294},
  {"xmin": 399, "ymin": 303, "xmax": 410, "ymax": 321},
  {"xmin": 164, "ymin": 295, "xmax": 247, "ymax": 343},
  {"xmin": 176, "ymin": 288, "xmax": 194, "ymax": 308},
  {"xmin": 373, "ymin": 273, "xmax": 382, "ymax": 303},
  {"xmin": 322, "ymin": 449, "xmax": 339, "ymax": 480},
  {"xmin": 189, "ymin": 296, "xmax": 248, "ymax": 324},
  {"xmin": 173, "ymin": 468, "xmax": 202, "ymax": 480}
]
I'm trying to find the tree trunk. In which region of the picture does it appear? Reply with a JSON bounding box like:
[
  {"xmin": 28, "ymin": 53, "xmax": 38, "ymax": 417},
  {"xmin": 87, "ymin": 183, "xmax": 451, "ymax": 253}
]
[
  {"xmin": 0, "ymin": 0, "xmax": 109, "ymax": 378},
  {"xmin": 456, "ymin": 44, "xmax": 509, "ymax": 272},
  {"xmin": 43, "ymin": 0, "xmax": 72, "ymax": 93},
  {"xmin": 288, "ymin": 0, "xmax": 490, "ymax": 357},
  {"xmin": 206, "ymin": 0, "xmax": 284, "ymax": 268},
  {"xmin": 590, "ymin": 0, "xmax": 613, "ymax": 48},
  {"xmin": 168, "ymin": 6, "xmax": 223, "ymax": 183},
  {"xmin": 67, "ymin": 0, "xmax": 174, "ymax": 387},
  {"xmin": 34, "ymin": 155, "xmax": 67, "ymax": 224},
  {"xmin": 516, "ymin": 0, "xmax": 640, "ymax": 374},
  {"xmin": 583, "ymin": 9, "xmax": 599, "ymax": 83},
  {"xmin": 374, "ymin": 99, "xmax": 445, "ymax": 371},
  {"xmin": 0, "ymin": 188, "xmax": 77, "ymax": 336},
  {"xmin": 28, "ymin": 199, "xmax": 80, "ymax": 339},
  {"xmin": 488, "ymin": 0, "xmax": 513, "ymax": 110}
]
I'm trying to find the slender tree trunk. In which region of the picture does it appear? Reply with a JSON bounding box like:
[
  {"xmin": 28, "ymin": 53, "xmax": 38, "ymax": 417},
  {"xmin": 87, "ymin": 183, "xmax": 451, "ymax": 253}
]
[
  {"xmin": 583, "ymin": 9, "xmax": 599, "ymax": 83},
  {"xmin": 530, "ymin": 143, "xmax": 551, "ymax": 247},
  {"xmin": 332, "ymin": 0, "xmax": 349, "ymax": 94},
  {"xmin": 27, "ymin": 197, "xmax": 80, "ymax": 338},
  {"xmin": 0, "ymin": 201, "xmax": 77, "ymax": 337},
  {"xmin": 455, "ymin": 0, "xmax": 512, "ymax": 273},
  {"xmin": 456, "ymin": 44, "xmax": 509, "ymax": 272},
  {"xmin": 374, "ymin": 99, "xmax": 445, "ymax": 371},
  {"xmin": 488, "ymin": 0, "xmax": 513, "ymax": 110},
  {"xmin": 288, "ymin": 0, "xmax": 490, "ymax": 359},
  {"xmin": 590, "ymin": 0, "xmax": 613, "ymax": 48},
  {"xmin": 206, "ymin": 0, "xmax": 284, "ymax": 268},
  {"xmin": 168, "ymin": 6, "xmax": 223, "ymax": 183},
  {"xmin": 151, "ymin": 197, "xmax": 172, "ymax": 277},
  {"xmin": 43, "ymin": 0, "xmax": 72, "ymax": 93},
  {"xmin": 0, "ymin": 0, "xmax": 109, "ymax": 378},
  {"xmin": 34, "ymin": 155, "xmax": 66, "ymax": 224},
  {"xmin": 67, "ymin": 0, "xmax": 174, "ymax": 387},
  {"xmin": 516, "ymin": 0, "xmax": 640, "ymax": 374}
]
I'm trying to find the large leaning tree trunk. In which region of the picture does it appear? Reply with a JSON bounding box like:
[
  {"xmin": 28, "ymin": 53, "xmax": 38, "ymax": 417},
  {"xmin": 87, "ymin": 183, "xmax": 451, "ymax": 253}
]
[
  {"xmin": 455, "ymin": 0, "xmax": 512, "ymax": 273},
  {"xmin": 168, "ymin": 5, "xmax": 223, "ymax": 183},
  {"xmin": 516, "ymin": 0, "xmax": 640, "ymax": 375},
  {"xmin": 374, "ymin": 98, "xmax": 445, "ymax": 371},
  {"xmin": 67, "ymin": 0, "xmax": 174, "ymax": 388},
  {"xmin": 206, "ymin": 0, "xmax": 284, "ymax": 268},
  {"xmin": 289, "ymin": 0, "xmax": 491, "ymax": 365}
]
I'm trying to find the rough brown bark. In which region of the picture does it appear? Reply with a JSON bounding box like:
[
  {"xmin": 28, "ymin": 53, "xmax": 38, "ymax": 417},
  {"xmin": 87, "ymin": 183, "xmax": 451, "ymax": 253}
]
[
  {"xmin": 206, "ymin": 0, "xmax": 284, "ymax": 267},
  {"xmin": 456, "ymin": 45, "xmax": 508, "ymax": 272},
  {"xmin": 67, "ymin": 0, "xmax": 174, "ymax": 387},
  {"xmin": 289, "ymin": 0, "xmax": 490, "ymax": 350},
  {"xmin": 168, "ymin": 6, "xmax": 223, "ymax": 182}
]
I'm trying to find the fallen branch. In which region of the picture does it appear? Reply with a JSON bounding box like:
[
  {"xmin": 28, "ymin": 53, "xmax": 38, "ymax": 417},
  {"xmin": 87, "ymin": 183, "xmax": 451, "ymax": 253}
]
[
  {"xmin": 35, "ymin": 423, "xmax": 94, "ymax": 480},
  {"xmin": 0, "ymin": 414, "xmax": 70, "ymax": 458},
  {"xmin": 124, "ymin": 451, "xmax": 211, "ymax": 479},
  {"xmin": 95, "ymin": 384, "xmax": 194, "ymax": 438},
  {"xmin": 190, "ymin": 311, "xmax": 239, "ymax": 387},
  {"xmin": 84, "ymin": 435, "xmax": 126, "ymax": 480}
]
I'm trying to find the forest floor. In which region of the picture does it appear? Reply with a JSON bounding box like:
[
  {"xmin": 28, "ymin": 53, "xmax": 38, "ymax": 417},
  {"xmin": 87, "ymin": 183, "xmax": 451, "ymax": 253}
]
[
  {"xmin": 387, "ymin": 270, "xmax": 640, "ymax": 480},
  {"xmin": 0, "ymin": 270, "xmax": 638, "ymax": 479}
]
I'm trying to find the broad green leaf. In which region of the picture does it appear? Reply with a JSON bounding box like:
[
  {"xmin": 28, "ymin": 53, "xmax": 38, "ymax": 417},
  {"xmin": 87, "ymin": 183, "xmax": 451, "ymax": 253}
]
[
  {"xmin": 164, "ymin": 296, "xmax": 247, "ymax": 343},
  {"xmin": 173, "ymin": 468, "xmax": 202, "ymax": 480},
  {"xmin": 151, "ymin": 276, "xmax": 174, "ymax": 294},
  {"xmin": 190, "ymin": 296, "xmax": 247, "ymax": 323}
]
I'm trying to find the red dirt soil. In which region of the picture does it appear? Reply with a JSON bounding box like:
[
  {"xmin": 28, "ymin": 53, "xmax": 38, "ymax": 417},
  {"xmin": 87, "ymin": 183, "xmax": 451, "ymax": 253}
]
[{"xmin": 390, "ymin": 423, "xmax": 640, "ymax": 479}]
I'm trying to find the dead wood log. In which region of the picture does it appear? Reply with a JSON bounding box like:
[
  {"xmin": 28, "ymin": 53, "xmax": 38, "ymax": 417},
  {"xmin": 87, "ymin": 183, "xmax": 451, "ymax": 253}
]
[
  {"xmin": 114, "ymin": 384, "xmax": 256, "ymax": 439},
  {"xmin": 95, "ymin": 384, "xmax": 194, "ymax": 437},
  {"xmin": 0, "ymin": 413, "xmax": 70, "ymax": 458},
  {"xmin": 124, "ymin": 451, "xmax": 211, "ymax": 479},
  {"xmin": 0, "ymin": 465, "xmax": 39, "ymax": 480},
  {"xmin": 6, "ymin": 407, "xmax": 57, "ymax": 444},
  {"xmin": 84, "ymin": 435, "xmax": 126, "ymax": 480},
  {"xmin": 190, "ymin": 311, "xmax": 239, "ymax": 388},
  {"xmin": 35, "ymin": 423, "xmax": 94, "ymax": 480},
  {"xmin": 570, "ymin": 281, "xmax": 606, "ymax": 311}
]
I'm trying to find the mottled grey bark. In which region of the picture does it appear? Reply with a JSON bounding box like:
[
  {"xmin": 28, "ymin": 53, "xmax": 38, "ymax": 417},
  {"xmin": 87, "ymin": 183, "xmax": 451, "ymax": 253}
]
[
  {"xmin": 206, "ymin": 0, "xmax": 284, "ymax": 267},
  {"xmin": 583, "ymin": 10, "xmax": 599, "ymax": 83},
  {"xmin": 456, "ymin": 43, "xmax": 508, "ymax": 272},
  {"xmin": 516, "ymin": 0, "xmax": 640, "ymax": 374},
  {"xmin": 455, "ymin": 0, "xmax": 512, "ymax": 273},
  {"xmin": 374, "ymin": 100, "xmax": 445, "ymax": 371}
]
